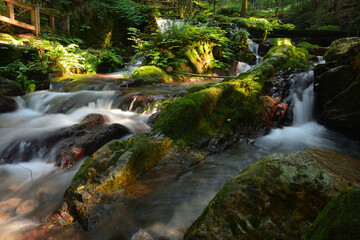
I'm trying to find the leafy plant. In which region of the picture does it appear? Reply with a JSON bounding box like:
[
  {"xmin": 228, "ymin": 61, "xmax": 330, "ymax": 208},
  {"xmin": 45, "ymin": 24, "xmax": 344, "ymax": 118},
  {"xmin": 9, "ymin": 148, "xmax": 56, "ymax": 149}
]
[
  {"xmin": 130, "ymin": 23, "xmax": 229, "ymax": 71},
  {"xmin": 0, "ymin": 61, "xmax": 36, "ymax": 92}
]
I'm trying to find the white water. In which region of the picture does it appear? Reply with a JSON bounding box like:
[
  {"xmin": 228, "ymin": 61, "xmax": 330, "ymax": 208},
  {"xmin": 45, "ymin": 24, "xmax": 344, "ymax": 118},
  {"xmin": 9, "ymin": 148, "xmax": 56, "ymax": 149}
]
[
  {"xmin": 107, "ymin": 58, "xmax": 143, "ymax": 77},
  {"xmin": 235, "ymin": 39, "xmax": 262, "ymax": 76},
  {"xmin": 156, "ymin": 19, "xmax": 183, "ymax": 34},
  {"xmin": 248, "ymin": 39, "xmax": 262, "ymax": 64},
  {"xmin": 235, "ymin": 61, "xmax": 251, "ymax": 75},
  {"xmin": 0, "ymin": 90, "xmax": 151, "ymax": 237}
]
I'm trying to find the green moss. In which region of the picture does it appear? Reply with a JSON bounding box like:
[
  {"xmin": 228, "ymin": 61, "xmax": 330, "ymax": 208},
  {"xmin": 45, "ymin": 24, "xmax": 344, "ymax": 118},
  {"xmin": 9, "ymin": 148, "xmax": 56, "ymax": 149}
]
[
  {"xmin": 303, "ymin": 189, "xmax": 360, "ymax": 240},
  {"xmin": 131, "ymin": 66, "xmax": 173, "ymax": 85},
  {"xmin": 297, "ymin": 42, "xmax": 320, "ymax": 50},
  {"xmin": 324, "ymin": 37, "xmax": 360, "ymax": 62},
  {"xmin": 104, "ymin": 135, "xmax": 173, "ymax": 190}
]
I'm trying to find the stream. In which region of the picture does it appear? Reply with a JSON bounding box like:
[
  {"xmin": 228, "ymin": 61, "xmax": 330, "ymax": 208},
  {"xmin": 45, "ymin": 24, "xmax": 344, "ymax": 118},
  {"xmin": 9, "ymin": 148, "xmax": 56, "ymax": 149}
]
[{"xmin": 1, "ymin": 57, "xmax": 360, "ymax": 240}]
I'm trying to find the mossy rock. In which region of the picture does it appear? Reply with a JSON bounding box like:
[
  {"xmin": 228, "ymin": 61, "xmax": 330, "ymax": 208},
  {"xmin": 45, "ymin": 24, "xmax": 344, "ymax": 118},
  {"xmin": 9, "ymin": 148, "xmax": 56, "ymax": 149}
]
[
  {"xmin": 324, "ymin": 37, "xmax": 360, "ymax": 62},
  {"xmin": 152, "ymin": 41, "xmax": 310, "ymax": 145},
  {"xmin": 64, "ymin": 134, "xmax": 206, "ymax": 230},
  {"xmin": 303, "ymin": 188, "xmax": 360, "ymax": 240},
  {"xmin": 184, "ymin": 148, "xmax": 360, "ymax": 240},
  {"xmin": 131, "ymin": 66, "xmax": 173, "ymax": 85}
]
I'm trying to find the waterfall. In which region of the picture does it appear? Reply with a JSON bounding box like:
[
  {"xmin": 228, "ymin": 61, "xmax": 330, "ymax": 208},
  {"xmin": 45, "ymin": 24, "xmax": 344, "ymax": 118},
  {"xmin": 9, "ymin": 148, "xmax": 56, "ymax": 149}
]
[
  {"xmin": 247, "ymin": 39, "xmax": 262, "ymax": 64},
  {"xmin": 156, "ymin": 19, "xmax": 183, "ymax": 34},
  {"xmin": 236, "ymin": 61, "xmax": 252, "ymax": 75},
  {"xmin": 291, "ymin": 71, "xmax": 315, "ymax": 125}
]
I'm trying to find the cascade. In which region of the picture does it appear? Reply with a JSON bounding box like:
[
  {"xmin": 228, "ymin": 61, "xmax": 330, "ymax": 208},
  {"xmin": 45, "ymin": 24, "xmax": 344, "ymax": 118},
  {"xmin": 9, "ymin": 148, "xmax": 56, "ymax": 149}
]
[{"xmin": 247, "ymin": 39, "xmax": 262, "ymax": 64}]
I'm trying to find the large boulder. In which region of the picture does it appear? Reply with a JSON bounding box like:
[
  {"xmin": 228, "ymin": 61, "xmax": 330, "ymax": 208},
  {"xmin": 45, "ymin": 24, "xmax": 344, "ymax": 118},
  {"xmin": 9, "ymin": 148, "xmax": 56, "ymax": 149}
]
[
  {"xmin": 303, "ymin": 188, "xmax": 360, "ymax": 240},
  {"xmin": 63, "ymin": 134, "xmax": 206, "ymax": 230},
  {"xmin": 323, "ymin": 37, "xmax": 360, "ymax": 63},
  {"xmin": 314, "ymin": 37, "xmax": 360, "ymax": 139},
  {"xmin": 184, "ymin": 148, "xmax": 360, "ymax": 240}
]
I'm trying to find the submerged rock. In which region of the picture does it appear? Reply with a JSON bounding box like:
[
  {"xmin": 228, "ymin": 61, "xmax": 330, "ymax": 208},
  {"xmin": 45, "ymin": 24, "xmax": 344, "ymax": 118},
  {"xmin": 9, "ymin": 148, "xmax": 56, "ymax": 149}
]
[
  {"xmin": 303, "ymin": 188, "xmax": 360, "ymax": 240},
  {"xmin": 63, "ymin": 134, "xmax": 206, "ymax": 230},
  {"xmin": 184, "ymin": 148, "xmax": 360, "ymax": 240}
]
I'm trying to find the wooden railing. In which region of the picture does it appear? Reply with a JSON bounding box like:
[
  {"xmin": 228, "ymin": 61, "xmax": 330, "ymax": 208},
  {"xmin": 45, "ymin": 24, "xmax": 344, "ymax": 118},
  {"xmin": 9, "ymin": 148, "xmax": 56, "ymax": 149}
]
[{"xmin": 0, "ymin": 0, "xmax": 70, "ymax": 35}]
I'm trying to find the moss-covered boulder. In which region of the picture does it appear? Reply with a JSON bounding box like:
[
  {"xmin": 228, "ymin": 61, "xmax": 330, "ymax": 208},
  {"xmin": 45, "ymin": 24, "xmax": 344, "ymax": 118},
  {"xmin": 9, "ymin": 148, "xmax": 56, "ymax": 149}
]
[
  {"xmin": 314, "ymin": 38, "xmax": 360, "ymax": 139},
  {"xmin": 323, "ymin": 37, "xmax": 360, "ymax": 63},
  {"xmin": 152, "ymin": 41, "xmax": 310, "ymax": 147},
  {"xmin": 303, "ymin": 188, "xmax": 360, "ymax": 240},
  {"xmin": 64, "ymin": 134, "xmax": 206, "ymax": 230},
  {"xmin": 131, "ymin": 66, "xmax": 174, "ymax": 86},
  {"xmin": 184, "ymin": 148, "xmax": 360, "ymax": 240}
]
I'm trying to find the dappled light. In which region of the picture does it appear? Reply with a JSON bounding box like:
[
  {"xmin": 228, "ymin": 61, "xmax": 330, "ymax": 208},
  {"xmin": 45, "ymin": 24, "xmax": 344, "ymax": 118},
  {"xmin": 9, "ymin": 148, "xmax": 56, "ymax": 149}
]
[{"xmin": 0, "ymin": 0, "xmax": 359, "ymax": 239}]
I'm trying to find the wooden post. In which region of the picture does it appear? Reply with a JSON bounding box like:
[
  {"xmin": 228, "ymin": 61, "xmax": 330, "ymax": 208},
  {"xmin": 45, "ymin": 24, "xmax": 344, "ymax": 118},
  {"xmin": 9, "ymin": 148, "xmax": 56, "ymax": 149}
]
[
  {"xmin": 34, "ymin": 4, "xmax": 40, "ymax": 36},
  {"xmin": 49, "ymin": 14, "xmax": 55, "ymax": 28},
  {"xmin": 6, "ymin": 2, "xmax": 14, "ymax": 20}
]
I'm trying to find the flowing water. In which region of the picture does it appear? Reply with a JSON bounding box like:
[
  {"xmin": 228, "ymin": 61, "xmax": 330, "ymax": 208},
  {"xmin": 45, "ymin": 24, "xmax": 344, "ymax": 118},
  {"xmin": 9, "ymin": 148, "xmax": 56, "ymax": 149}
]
[
  {"xmin": 1, "ymin": 56, "xmax": 359, "ymax": 239},
  {"xmin": 88, "ymin": 68, "xmax": 360, "ymax": 240}
]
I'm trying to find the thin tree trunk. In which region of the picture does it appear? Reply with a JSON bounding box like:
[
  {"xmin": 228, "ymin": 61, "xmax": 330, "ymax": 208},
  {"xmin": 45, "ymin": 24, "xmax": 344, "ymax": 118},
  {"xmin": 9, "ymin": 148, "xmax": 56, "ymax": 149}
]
[{"xmin": 240, "ymin": 0, "xmax": 247, "ymax": 17}]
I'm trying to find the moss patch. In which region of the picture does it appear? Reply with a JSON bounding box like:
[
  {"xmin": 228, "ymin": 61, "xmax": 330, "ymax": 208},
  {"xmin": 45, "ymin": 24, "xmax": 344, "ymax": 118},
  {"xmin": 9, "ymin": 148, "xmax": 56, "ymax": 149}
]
[
  {"xmin": 131, "ymin": 66, "xmax": 174, "ymax": 85},
  {"xmin": 303, "ymin": 188, "xmax": 360, "ymax": 240}
]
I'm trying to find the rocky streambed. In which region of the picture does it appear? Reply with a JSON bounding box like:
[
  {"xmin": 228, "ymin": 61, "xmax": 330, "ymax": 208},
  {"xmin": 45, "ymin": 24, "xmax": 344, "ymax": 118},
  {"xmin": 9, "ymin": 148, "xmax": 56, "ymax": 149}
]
[{"xmin": 0, "ymin": 37, "xmax": 360, "ymax": 240}]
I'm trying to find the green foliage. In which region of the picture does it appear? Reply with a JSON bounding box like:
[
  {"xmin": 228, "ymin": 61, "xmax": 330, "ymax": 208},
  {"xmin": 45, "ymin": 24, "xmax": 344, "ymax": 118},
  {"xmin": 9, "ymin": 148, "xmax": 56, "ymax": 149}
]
[
  {"xmin": 0, "ymin": 61, "xmax": 36, "ymax": 93},
  {"xmin": 130, "ymin": 23, "xmax": 229, "ymax": 71},
  {"xmin": 0, "ymin": 33, "xmax": 125, "ymax": 91}
]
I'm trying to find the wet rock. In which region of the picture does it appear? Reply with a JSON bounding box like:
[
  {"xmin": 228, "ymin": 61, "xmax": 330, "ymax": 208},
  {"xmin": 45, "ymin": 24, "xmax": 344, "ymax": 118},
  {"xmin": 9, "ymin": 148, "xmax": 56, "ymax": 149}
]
[
  {"xmin": 0, "ymin": 114, "xmax": 130, "ymax": 167},
  {"xmin": 184, "ymin": 148, "xmax": 360, "ymax": 240},
  {"xmin": 55, "ymin": 123, "xmax": 131, "ymax": 168},
  {"xmin": 0, "ymin": 76, "xmax": 25, "ymax": 96},
  {"xmin": 303, "ymin": 188, "xmax": 360, "ymax": 240},
  {"xmin": 147, "ymin": 112, "xmax": 161, "ymax": 127},
  {"xmin": 64, "ymin": 134, "xmax": 206, "ymax": 230},
  {"xmin": 0, "ymin": 94, "xmax": 17, "ymax": 113},
  {"xmin": 131, "ymin": 229, "xmax": 154, "ymax": 240},
  {"xmin": 323, "ymin": 37, "xmax": 360, "ymax": 63},
  {"xmin": 314, "ymin": 38, "xmax": 360, "ymax": 139}
]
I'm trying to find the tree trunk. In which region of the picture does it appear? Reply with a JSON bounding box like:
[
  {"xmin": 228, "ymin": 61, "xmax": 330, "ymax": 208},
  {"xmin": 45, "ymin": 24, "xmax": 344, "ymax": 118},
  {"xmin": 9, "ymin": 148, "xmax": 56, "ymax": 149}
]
[{"xmin": 240, "ymin": 0, "xmax": 247, "ymax": 17}]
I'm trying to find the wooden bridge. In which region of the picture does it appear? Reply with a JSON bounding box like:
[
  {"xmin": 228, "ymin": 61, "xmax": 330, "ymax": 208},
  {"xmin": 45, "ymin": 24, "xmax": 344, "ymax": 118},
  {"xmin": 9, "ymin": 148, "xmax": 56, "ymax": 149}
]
[{"xmin": 0, "ymin": 0, "xmax": 70, "ymax": 35}]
